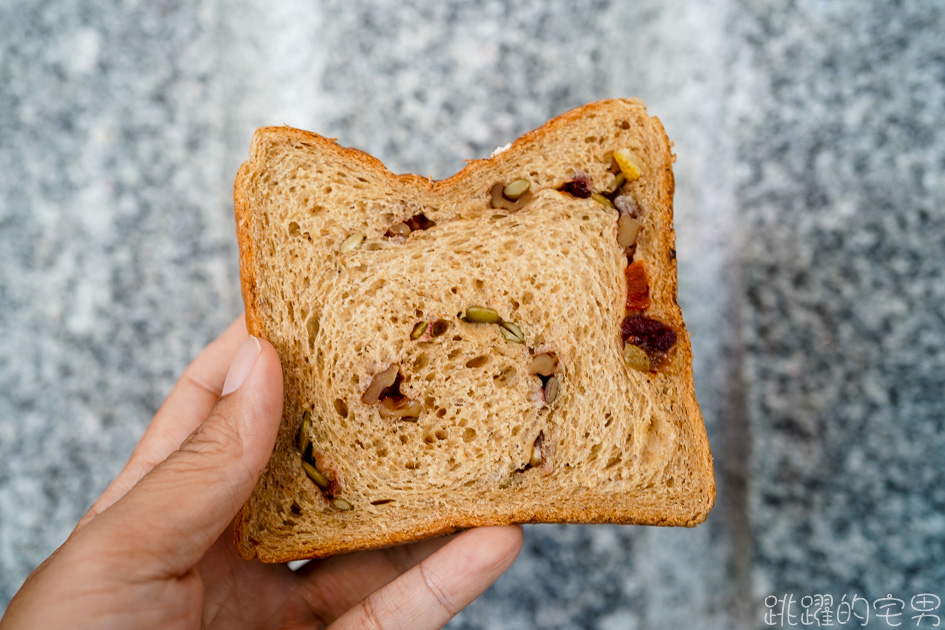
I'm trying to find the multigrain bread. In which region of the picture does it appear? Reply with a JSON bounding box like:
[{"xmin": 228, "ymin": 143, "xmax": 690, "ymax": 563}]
[{"xmin": 233, "ymin": 98, "xmax": 714, "ymax": 562}]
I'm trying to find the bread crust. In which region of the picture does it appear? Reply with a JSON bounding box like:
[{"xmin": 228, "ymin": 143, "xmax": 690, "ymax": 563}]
[{"xmin": 232, "ymin": 99, "xmax": 714, "ymax": 562}]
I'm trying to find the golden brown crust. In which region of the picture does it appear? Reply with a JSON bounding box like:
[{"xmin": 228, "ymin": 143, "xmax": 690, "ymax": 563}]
[{"xmin": 232, "ymin": 99, "xmax": 715, "ymax": 562}]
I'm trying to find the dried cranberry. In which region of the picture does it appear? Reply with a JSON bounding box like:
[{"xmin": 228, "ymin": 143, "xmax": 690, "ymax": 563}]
[
  {"xmin": 620, "ymin": 315, "xmax": 677, "ymax": 353},
  {"xmin": 625, "ymin": 262, "xmax": 650, "ymax": 311},
  {"xmin": 562, "ymin": 177, "xmax": 592, "ymax": 198}
]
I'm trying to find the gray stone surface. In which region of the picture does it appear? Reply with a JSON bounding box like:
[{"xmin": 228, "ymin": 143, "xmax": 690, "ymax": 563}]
[{"xmin": 2, "ymin": 0, "xmax": 943, "ymax": 627}]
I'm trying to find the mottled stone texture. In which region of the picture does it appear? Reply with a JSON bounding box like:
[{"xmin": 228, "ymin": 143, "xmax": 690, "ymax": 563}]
[{"xmin": 2, "ymin": 0, "xmax": 943, "ymax": 627}]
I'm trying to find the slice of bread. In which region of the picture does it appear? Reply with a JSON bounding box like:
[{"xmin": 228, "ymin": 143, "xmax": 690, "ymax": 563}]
[{"xmin": 233, "ymin": 98, "xmax": 714, "ymax": 562}]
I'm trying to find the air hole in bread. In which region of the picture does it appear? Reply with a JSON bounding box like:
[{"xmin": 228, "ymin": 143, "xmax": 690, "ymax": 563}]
[
  {"xmin": 323, "ymin": 186, "xmax": 332, "ymax": 193},
  {"xmin": 435, "ymin": 429, "xmax": 447, "ymax": 441},
  {"xmin": 333, "ymin": 398, "xmax": 348, "ymax": 418},
  {"xmin": 465, "ymin": 355, "xmax": 489, "ymax": 369},
  {"xmin": 436, "ymin": 408, "xmax": 447, "ymax": 418},
  {"xmin": 370, "ymin": 499, "xmax": 393, "ymax": 506},
  {"xmin": 588, "ymin": 443, "xmax": 601, "ymax": 462},
  {"xmin": 306, "ymin": 312, "xmax": 320, "ymax": 349},
  {"xmin": 405, "ymin": 461, "xmax": 419, "ymax": 470},
  {"xmin": 462, "ymin": 428, "xmax": 477, "ymax": 442},
  {"xmin": 606, "ymin": 454, "xmax": 622, "ymax": 468},
  {"xmin": 447, "ymin": 348, "xmax": 462, "ymax": 360},
  {"xmin": 493, "ymin": 366, "xmax": 517, "ymax": 386},
  {"xmin": 288, "ymin": 221, "xmax": 300, "ymax": 237}
]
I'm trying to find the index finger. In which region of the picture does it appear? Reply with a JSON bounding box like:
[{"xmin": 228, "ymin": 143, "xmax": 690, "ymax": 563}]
[{"xmin": 77, "ymin": 316, "xmax": 251, "ymax": 529}]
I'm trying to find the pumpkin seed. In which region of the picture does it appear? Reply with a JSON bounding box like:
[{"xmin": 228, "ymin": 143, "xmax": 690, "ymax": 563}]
[
  {"xmin": 301, "ymin": 460, "xmax": 330, "ymax": 489},
  {"xmin": 410, "ymin": 321, "xmax": 428, "ymax": 340},
  {"xmin": 528, "ymin": 353, "xmax": 557, "ymax": 376},
  {"xmin": 591, "ymin": 192, "xmax": 614, "ymax": 208},
  {"xmin": 340, "ymin": 232, "xmax": 365, "ymax": 253},
  {"xmin": 543, "ymin": 376, "xmax": 560, "ymax": 404},
  {"xmin": 503, "ymin": 178, "xmax": 531, "ymax": 201},
  {"xmin": 463, "ymin": 306, "xmax": 502, "ymax": 324},
  {"xmin": 499, "ymin": 320, "xmax": 525, "ymax": 343},
  {"xmin": 331, "ymin": 498, "xmax": 353, "ymax": 511}
]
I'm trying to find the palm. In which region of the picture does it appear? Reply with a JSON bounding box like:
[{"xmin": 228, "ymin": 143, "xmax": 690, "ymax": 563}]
[
  {"xmin": 45, "ymin": 318, "xmax": 520, "ymax": 630},
  {"xmin": 196, "ymin": 528, "xmax": 454, "ymax": 628}
]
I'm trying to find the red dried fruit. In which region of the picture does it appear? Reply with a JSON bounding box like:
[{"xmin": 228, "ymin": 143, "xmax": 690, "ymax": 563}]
[
  {"xmin": 562, "ymin": 176, "xmax": 592, "ymax": 198},
  {"xmin": 620, "ymin": 315, "xmax": 677, "ymax": 354},
  {"xmin": 625, "ymin": 261, "xmax": 649, "ymax": 310}
]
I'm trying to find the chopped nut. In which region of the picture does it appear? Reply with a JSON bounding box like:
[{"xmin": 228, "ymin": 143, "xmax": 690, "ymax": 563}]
[
  {"xmin": 503, "ymin": 178, "xmax": 531, "ymax": 201},
  {"xmin": 499, "ymin": 321, "xmax": 525, "ymax": 344},
  {"xmin": 613, "ymin": 148, "xmax": 642, "ymax": 181},
  {"xmin": 529, "ymin": 444, "xmax": 542, "ymax": 467},
  {"xmin": 623, "ymin": 343, "xmax": 651, "ymax": 372},
  {"xmin": 614, "ymin": 194, "xmax": 641, "ymax": 217},
  {"xmin": 387, "ymin": 222, "xmax": 411, "ymax": 237},
  {"xmin": 490, "ymin": 182, "xmax": 507, "ymax": 209},
  {"xmin": 463, "ymin": 306, "xmax": 502, "ymax": 324},
  {"xmin": 361, "ymin": 364, "xmax": 399, "ymax": 404},
  {"xmin": 529, "ymin": 432, "xmax": 544, "ymax": 468},
  {"xmin": 528, "ymin": 352, "xmax": 558, "ymax": 376},
  {"xmin": 617, "ymin": 215, "xmax": 641, "ymax": 248},
  {"xmin": 378, "ymin": 397, "xmax": 423, "ymax": 420},
  {"xmin": 543, "ymin": 376, "xmax": 560, "ymax": 404}
]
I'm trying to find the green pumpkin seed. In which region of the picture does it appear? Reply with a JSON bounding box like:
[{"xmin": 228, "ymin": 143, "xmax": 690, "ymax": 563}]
[
  {"xmin": 463, "ymin": 306, "xmax": 502, "ymax": 324},
  {"xmin": 410, "ymin": 321, "xmax": 428, "ymax": 340},
  {"xmin": 503, "ymin": 178, "xmax": 531, "ymax": 201},
  {"xmin": 499, "ymin": 321, "xmax": 525, "ymax": 343},
  {"xmin": 331, "ymin": 498, "xmax": 353, "ymax": 511},
  {"xmin": 340, "ymin": 232, "xmax": 365, "ymax": 253},
  {"xmin": 591, "ymin": 192, "xmax": 614, "ymax": 208},
  {"xmin": 301, "ymin": 460, "xmax": 330, "ymax": 489},
  {"xmin": 543, "ymin": 376, "xmax": 560, "ymax": 404}
]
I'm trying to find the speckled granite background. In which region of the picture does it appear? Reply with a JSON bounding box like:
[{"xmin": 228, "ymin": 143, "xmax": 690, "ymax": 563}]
[{"xmin": 2, "ymin": 0, "xmax": 944, "ymax": 627}]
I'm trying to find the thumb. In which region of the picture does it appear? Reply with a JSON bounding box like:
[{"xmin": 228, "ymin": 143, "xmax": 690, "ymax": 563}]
[{"xmin": 87, "ymin": 336, "xmax": 283, "ymax": 576}]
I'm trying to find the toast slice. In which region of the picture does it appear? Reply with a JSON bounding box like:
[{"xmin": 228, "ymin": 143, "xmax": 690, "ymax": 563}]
[{"xmin": 233, "ymin": 99, "xmax": 714, "ymax": 562}]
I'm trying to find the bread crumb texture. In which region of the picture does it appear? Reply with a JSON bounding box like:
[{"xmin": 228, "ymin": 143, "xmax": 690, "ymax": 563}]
[{"xmin": 233, "ymin": 99, "xmax": 714, "ymax": 562}]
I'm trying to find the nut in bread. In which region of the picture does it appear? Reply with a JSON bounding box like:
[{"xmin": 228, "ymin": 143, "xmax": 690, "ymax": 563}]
[{"xmin": 233, "ymin": 98, "xmax": 715, "ymax": 562}]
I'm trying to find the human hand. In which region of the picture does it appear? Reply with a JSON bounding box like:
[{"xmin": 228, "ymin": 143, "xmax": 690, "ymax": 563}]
[{"xmin": 1, "ymin": 317, "xmax": 523, "ymax": 629}]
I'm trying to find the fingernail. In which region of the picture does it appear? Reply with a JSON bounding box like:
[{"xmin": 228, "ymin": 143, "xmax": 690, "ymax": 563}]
[{"xmin": 222, "ymin": 337, "xmax": 262, "ymax": 396}]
